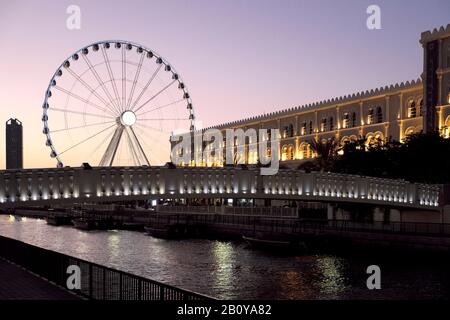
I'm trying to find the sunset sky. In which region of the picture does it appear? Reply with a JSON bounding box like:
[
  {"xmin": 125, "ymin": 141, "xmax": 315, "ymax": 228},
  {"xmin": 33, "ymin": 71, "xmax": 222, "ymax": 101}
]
[{"xmin": 0, "ymin": 0, "xmax": 449, "ymax": 169}]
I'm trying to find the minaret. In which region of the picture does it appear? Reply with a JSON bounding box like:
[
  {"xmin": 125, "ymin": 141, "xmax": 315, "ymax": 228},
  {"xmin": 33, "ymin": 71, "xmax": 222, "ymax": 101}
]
[
  {"xmin": 420, "ymin": 24, "xmax": 450, "ymax": 133},
  {"xmin": 6, "ymin": 118, "xmax": 23, "ymax": 169}
]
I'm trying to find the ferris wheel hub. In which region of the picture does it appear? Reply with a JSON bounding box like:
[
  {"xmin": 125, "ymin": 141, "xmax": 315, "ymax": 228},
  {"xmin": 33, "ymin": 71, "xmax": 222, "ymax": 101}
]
[{"xmin": 120, "ymin": 110, "xmax": 137, "ymax": 126}]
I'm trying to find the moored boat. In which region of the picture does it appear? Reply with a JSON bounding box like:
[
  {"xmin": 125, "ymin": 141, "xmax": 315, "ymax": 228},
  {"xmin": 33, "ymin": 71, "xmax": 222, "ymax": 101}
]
[{"xmin": 242, "ymin": 235, "xmax": 291, "ymax": 250}]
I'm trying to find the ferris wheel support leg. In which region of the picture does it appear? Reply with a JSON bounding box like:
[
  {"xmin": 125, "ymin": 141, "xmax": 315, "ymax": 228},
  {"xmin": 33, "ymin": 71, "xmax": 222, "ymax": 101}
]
[
  {"xmin": 129, "ymin": 126, "xmax": 151, "ymax": 166},
  {"xmin": 124, "ymin": 127, "xmax": 141, "ymax": 166},
  {"xmin": 99, "ymin": 125, "xmax": 124, "ymax": 166}
]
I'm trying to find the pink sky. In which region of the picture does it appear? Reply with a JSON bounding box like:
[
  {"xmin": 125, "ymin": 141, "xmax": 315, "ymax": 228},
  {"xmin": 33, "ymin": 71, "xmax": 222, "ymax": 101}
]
[{"xmin": 0, "ymin": 0, "xmax": 449, "ymax": 169}]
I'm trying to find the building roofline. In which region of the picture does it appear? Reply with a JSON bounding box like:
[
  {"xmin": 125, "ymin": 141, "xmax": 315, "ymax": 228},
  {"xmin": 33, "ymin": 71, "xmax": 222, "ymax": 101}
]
[
  {"xmin": 420, "ymin": 24, "xmax": 450, "ymax": 44},
  {"xmin": 199, "ymin": 78, "xmax": 422, "ymax": 131}
]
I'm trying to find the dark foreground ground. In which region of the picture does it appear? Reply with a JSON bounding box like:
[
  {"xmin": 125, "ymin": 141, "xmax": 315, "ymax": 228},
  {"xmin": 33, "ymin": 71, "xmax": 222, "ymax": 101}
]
[{"xmin": 0, "ymin": 258, "xmax": 80, "ymax": 300}]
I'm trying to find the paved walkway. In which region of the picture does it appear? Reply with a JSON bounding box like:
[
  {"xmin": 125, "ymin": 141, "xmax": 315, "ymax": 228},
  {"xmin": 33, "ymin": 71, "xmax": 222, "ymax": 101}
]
[{"xmin": 0, "ymin": 258, "xmax": 80, "ymax": 300}]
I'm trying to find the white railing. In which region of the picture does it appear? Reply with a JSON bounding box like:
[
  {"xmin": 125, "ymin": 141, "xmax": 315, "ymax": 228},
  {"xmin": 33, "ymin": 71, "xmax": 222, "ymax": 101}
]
[{"xmin": 0, "ymin": 166, "xmax": 442, "ymax": 209}]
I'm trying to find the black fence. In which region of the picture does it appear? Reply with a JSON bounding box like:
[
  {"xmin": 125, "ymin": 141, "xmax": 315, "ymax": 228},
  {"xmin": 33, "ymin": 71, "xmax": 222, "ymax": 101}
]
[
  {"xmin": 148, "ymin": 213, "xmax": 450, "ymax": 238},
  {"xmin": 299, "ymin": 219, "xmax": 450, "ymax": 237},
  {"xmin": 0, "ymin": 235, "xmax": 212, "ymax": 300}
]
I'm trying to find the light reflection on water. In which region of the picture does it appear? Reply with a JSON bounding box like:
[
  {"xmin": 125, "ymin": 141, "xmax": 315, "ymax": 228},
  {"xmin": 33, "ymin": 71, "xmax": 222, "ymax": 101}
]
[{"xmin": 1, "ymin": 215, "xmax": 449, "ymax": 299}]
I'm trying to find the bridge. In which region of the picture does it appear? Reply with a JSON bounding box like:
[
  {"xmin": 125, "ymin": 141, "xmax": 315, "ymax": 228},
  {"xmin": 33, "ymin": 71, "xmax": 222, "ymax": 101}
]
[{"xmin": 0, "ymin": 165, "xmax": 441, "ymax": 210}]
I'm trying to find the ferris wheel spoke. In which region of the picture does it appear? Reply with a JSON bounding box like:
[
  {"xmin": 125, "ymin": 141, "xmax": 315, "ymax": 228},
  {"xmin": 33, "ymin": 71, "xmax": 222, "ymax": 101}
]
[
  {"xmin": 65, "ymin": 67, "xmax": 119, "ymax": 116},
  {"xmin": 127, "ymin": 52, "xmax": 145, "ymax": 109},
  {"xmin": 87, "ymin": 127, "xmax": 116, "ymax": 162},
  {"xmin": 54, "ymin": 86, "xmax": 116, "ymax": 117},
  {"xmin": 122, "ymin": 46, "xmax": 126, "ymax": 113},
  {"xmin": 58, "ymin": 123, "xmax": 117, "ymax": 156},
  {"xmin": 129, "ymin": 64, "xmax": 162, "ymax": 111},
  {"xmin": 134, "ymin": 122, "xmax": 170, "ymax": 134},
  {"xmin": 81, "ymin": 54, "xmax": 122, "ymax": 115},
  {"xmin": 50, "ymin": 120, "xmax": 116, "ymax": 133},
  {"xmin": 136, "ymin": 98, "xmax": 185, "ymax": 116},
  {"xmin": 133, "ymin": 126, "xmax": 166, "ymax": 164},
  {"xmin": 50, "ymin": 107, "xmax": 116, "ymax": 119},
  {"xmin": 101, "ymin": 45, "xmax": 122, "ymax": 113},
  {"xmin": 139, "ymin": 118, "xmax": 189, "ymax": 121},
  {"xmin": 133, "ymin": 79, "xmax": 177, "ymax": 113}
]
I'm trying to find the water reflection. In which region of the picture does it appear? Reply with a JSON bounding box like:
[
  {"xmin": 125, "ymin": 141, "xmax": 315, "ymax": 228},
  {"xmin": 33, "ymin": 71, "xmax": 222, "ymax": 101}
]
[
  {"xmin": 314, "ymin": 256, "xmax": 349, "ymax": 298},
  {"xmin": 0, "ymin": 216, "xmax": 449, "ymax": 299},
  {"xmin": 107, "ymin": 231, "xmax": 121, "ymax": 260},
  {"xmin": 212, "ymin": 241, "xmax": 234, "ymax": 294}
]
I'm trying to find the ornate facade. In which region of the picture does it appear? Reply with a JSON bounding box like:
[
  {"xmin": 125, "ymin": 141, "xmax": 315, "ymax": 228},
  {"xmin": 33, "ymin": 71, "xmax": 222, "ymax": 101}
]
[{"xmin": 173, "ymin": 24, "xmax": 450, "ymax": 167}]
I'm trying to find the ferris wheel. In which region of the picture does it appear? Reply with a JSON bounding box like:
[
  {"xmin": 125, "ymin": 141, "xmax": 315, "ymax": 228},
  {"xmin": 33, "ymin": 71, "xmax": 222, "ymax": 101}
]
[{"xmin": 42, "ymin": 40, "xmax": 195, "ymax": 168}]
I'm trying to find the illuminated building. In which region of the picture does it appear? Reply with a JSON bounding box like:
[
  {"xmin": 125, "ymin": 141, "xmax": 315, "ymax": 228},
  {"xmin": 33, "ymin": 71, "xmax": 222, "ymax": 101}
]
[{"xmin": 173, "ymin": 24, "xmax": 450, "ymax": 167}]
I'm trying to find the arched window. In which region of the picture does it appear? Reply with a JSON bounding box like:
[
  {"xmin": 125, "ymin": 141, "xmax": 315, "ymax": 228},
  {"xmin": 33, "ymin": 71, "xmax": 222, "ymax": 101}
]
[
  {"xmin": 376, "ymin": 107, "xmax": 383, "ymax": 123},
  {"xmin": 341, "ymin": 136, "xmax": 350, "ymax": 145},
  {"xmin": 300, "ymin": 143, "xmax": 311, "ymax": 159},
  {"xmin": 287, "ymin": 145, "xmax": 294, "ymax": 160},
  {"xmin": 329, "ymin": 117, "xmax": 334, "ymax": 131},
  {"xmin": 408, "ymin": 100, "xmax": 416, "ymax": 118},
  {"xmin": 447, "ymin": 45, "xmax": 450, "ymax": 68},
  {"xmin": 343, "ymin": 113, "xmax": 349, "ymax": 128},
  {"xmin": 443, "ymin": 116, "xmax": 450, "ymax": 138},
  {"xmin": 301, "ymin": 122, "xmax": 306, "ymax": 135},
  {"xmin": 281, "ymin": 145, "xmax": 288, "ymax": 161},
  {"xmin": 320, "ymin": 118, "xmax": 327, "ymax": 132},
  {"xmin": 366, "ymin": 134, "xmax": 375, "ymax": 146},
  {"xmin": 288, "ymin": 124, "xmax": 294, "ymax": 137},
  {"xmin": 418, "ymin": 99, "xmax": 423, "ymax": 117},
  {"xmin": 308, "ymin": 121, "xmax": 313, "ymax": 134},
  {"xmin": 367, "ymin": 108, "xmax": 374, "ymax": 124},
  {"xmin": 374, "ymin": 132, "xmax": 384, "ymax": 144},
  {"xmin": 266, "ymin": 129, "xmax": 272, "ymax": 141},
  {"xmin": 405, "ymin": 127, "xmax": 415, "ymax": 137},
  {"xmin": 367, "ymin": 132, "xmax": 384, "ymax": 146},
  {"xmin": 351, "ymin": 112, "xmax": 357, "ymax": 127}
]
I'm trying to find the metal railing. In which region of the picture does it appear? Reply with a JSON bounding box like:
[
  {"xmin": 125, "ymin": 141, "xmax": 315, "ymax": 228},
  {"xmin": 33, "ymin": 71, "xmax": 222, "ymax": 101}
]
[
  {"xmin": 147, "ymin": 213, "xmax": 450, "ymax": 238},
  {"xmin": 0, "ymin": 235, "xmax": 212, "ymax": 300},
  {"xmin": 156, "ymin": 205, "xmax": 299, "ymax": 217},
  {"xmin": 299, "ymin": 220, "xmax": 450, "ymax": 237}
]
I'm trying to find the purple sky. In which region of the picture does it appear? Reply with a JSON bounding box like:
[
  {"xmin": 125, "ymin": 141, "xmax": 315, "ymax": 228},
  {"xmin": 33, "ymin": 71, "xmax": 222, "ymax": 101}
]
[{"xmin": 0, "ymin": 0, "xmax": 449, "ymax": 168}]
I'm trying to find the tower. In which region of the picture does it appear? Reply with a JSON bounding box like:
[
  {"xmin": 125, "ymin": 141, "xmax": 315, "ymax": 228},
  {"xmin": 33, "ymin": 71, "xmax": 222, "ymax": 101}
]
[
  {"xmin": 6, "ymin": 118, "xmax": 23, "ymax": 169},
  {"xmin": 420, "ymin": 24, "xmax": 450, "ymax": 133}
]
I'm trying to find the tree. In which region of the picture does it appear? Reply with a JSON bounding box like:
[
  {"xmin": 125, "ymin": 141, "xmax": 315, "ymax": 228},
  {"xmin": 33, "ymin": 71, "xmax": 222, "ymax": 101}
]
[
  {"xmin": 331, "ymin": 132, "xmax": 450, "ymax": 184},
  {"xmin": 309, "ymin": 138, "xmax": 340, "ymax": 172}
]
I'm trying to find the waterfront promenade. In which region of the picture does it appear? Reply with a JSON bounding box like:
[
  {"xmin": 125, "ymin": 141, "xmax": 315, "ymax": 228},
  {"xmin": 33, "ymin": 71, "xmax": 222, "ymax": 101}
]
[
  {"xmin": 0, "ymin": 258, "xmax": 79, "ymax": 300},
  {"xmin": 0, "ymin": 234, "xmax": 211, "ymax": 300}
]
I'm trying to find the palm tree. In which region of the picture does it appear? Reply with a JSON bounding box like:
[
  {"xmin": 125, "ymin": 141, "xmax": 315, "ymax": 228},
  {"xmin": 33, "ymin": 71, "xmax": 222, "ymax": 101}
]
[{"xmin": 309, "ymin": 138, "xmax": 339, "ymax": 172}]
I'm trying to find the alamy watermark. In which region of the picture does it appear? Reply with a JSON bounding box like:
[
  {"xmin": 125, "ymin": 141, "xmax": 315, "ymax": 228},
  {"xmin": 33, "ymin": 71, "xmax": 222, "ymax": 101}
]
[
  {"xmin": 66, "ymin": 265, "xmax": 81, "ymax": 290},
  {"xmin": 66, "ymin": 5, "xmax": 81, "ymax": 30},
  {"xmin": 171, "ymin": 128, "xmax": 280, "ymax": 175},
  {"xmin": 366, "ymin": 265, "xmax": 381, "ymax": 290},
  {"xmin": 366, "ymin": 5, "xmax": 381, "ymax": 30}
]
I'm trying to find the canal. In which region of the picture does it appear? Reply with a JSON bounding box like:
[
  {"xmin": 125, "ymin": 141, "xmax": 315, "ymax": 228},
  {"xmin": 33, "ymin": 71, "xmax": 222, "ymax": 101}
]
[{"xmin": 1, "ymin": 215, "xmax": 449, "ymax": 299}]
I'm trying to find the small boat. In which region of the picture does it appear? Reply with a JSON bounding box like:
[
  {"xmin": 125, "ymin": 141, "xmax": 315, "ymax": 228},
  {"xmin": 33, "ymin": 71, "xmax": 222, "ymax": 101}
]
[
  {"xmin": 242, "ymin": 235, "xmax": 292, "ymax": 250},
  {"xmin": 72, "ymin": 218, "xmax": 96, "ymax": 230},
  {"xmin": 46, "ymin": 215, "xmax": 73, "ymax": 226},
  {"xmin": 121, "ymin": 222, "xmax": 144, "ymax": 231},
  {"xmin": 144, "ymin": 226, "xmax": 171, "ymax": 239}
]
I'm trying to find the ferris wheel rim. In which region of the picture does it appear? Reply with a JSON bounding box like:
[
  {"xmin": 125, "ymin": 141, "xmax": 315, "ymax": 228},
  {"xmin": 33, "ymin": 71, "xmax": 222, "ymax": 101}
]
[{"xmin": 42, "ymin": 40, "xmax": 196, "ymax": 168}]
